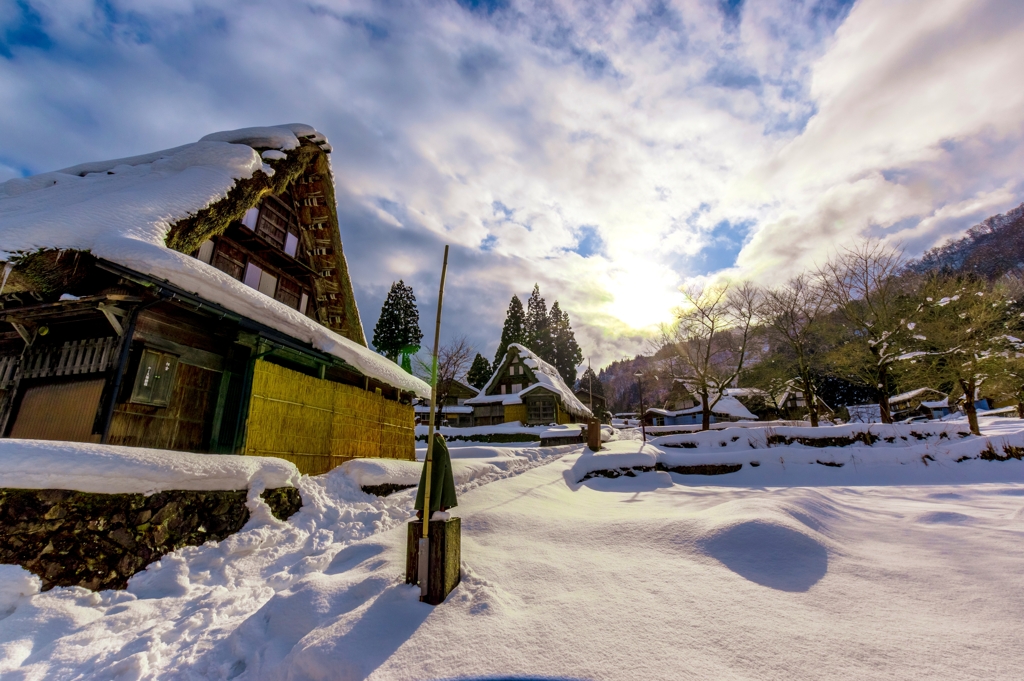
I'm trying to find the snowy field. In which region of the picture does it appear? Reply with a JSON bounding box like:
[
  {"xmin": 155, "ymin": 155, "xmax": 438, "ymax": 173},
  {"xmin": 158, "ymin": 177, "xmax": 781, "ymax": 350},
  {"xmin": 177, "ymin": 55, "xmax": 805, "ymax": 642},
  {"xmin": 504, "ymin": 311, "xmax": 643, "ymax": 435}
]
[{"xmin": 2, "ymin": 421, "xmax": 1024, "ymax": 679}]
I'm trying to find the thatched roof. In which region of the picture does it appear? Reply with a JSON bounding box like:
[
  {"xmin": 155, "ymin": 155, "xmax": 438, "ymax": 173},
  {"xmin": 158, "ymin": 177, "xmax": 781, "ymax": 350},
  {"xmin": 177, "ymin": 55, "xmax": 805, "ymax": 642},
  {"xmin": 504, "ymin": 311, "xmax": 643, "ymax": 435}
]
[
  {"xmin": 0, "ymin": 124, "xmax": 429, "ymax": 398},
  {"xmin": 466, "ymin": 343, "xmax": 592, "ymax": 420}
]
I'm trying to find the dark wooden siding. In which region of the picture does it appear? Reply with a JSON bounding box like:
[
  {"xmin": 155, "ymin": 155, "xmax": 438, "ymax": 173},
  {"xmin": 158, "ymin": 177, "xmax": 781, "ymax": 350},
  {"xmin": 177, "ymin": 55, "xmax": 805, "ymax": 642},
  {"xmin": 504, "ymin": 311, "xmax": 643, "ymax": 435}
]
[{"xmin": 108, "ymin": 364, "xmax": 220, "ymax": 452}]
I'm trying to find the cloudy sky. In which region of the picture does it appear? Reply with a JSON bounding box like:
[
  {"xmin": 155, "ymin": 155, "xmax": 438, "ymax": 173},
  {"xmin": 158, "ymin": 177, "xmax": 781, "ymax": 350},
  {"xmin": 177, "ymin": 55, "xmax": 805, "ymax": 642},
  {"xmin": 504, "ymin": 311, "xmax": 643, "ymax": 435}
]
[{"xmin": 2, "ymin": 0, "xmax": 1023, "ymax": 370}]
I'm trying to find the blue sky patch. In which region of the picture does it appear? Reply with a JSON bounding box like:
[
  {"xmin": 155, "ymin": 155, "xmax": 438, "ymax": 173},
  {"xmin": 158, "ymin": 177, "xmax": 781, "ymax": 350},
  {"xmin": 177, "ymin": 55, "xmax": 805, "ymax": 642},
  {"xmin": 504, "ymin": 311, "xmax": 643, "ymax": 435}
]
[
  {"xmin": 1, "ymin": 1, "xmax": 52, "ymax": 58},
  {"xmin": 343, "ymin": 15, "xmax": 390, "ymax": 42},
  {"xmin": 572, "ymin": 225, "xmax": 604, "ymax": 258},
  {"xmin": 705, "ymin": 60, "xmax": 761, "ymax": 92},
  {"xmin": 682, "ymin": 219, "xmax": 754, "ymax": 275},
  {"xmin": 719, "ymin": 0, "xmax": 745, "ymax": 26},
  {"xmin": 492, "ymin": 200, "xmax": 514, "ymax": 219},
  {"xmin": 456, "ymin": 0, "xmax": 510, "ymax": 16}
]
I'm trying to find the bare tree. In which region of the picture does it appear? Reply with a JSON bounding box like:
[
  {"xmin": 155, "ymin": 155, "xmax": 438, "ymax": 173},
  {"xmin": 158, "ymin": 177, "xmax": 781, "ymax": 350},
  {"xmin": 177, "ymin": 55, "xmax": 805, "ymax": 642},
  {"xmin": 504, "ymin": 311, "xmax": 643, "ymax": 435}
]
[
  {"xmin": 816, "ymin": 241, "xmax": 914, "ymax": 423},
  {"xmin": 759, "ymin": 275, "xmax": 832, "ymax": 427},
  {"xmin": 663, "ymin": 282, "xmax": 760, "ymax": 430},
  {"xmin": 416, "ymin": 335, "xmax": 474, "ymax": 427}
]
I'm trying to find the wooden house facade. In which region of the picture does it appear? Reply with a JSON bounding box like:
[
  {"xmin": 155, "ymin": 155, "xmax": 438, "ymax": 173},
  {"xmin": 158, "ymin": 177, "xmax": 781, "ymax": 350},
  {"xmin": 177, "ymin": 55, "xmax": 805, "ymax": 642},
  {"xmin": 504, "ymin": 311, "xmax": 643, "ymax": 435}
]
[
  {"xmin": 465, "ymin": 344, "xmax": 592, "ymax": 426},
  {"xmin": 414, "ymin": 380, "xmax": 478, "ymax": 427},
  {"xmin": 0, "ymin": 125, "xmax": 429, "ymax": 474},
  {"xmin": 573, "ymin": 387, "xmax": 607, "ymax": 422}
]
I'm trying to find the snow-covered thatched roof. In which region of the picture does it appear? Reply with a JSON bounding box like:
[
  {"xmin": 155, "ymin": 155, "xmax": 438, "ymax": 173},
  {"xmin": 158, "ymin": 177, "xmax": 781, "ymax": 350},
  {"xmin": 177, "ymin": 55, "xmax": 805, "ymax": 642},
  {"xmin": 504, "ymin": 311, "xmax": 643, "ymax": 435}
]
[
  {"xmin": 0, "ymin": 124, "xmax": 430, "ymax": 398},
  {"xmin": 891, "ymin": 388, "xmax": 946, "ymax": 405},
  {"xmin": 466, "ymin": 343, "xmax": 592, "ymax": 419},
  {"xmin": 646, "ymin": 395, "xmax": 757, "ymax": 420}
]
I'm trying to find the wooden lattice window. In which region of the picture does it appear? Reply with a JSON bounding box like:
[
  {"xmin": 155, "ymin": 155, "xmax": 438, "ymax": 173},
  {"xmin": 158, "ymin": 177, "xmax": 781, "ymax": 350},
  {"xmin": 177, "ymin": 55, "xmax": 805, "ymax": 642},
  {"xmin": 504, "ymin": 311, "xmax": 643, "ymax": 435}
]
[
  {"xmin": 255, "ymin": 196, "xmax": 301, "ymax": 258},
  {"xmin": 255, "ymin": 199, "xmax": 289, "ymax": 250},
  {"xmin": 276, "ymin": 277, "xmax": 302, "ymax": 310},
  {"xmin": 527, "ymin": 399, "xmax": 555, "ymax": 424},
  {"xmin": 212, "ymin": 241, "xmax": 246, "ymax": 280}
]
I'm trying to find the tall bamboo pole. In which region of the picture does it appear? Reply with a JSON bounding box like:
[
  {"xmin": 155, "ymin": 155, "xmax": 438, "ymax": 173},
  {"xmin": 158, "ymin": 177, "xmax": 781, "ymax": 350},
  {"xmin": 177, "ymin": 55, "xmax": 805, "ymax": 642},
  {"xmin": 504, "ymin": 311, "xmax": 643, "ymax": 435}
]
[{"xmin": 419, "ymin": 245, "xmax": 449, "ymax": 599}]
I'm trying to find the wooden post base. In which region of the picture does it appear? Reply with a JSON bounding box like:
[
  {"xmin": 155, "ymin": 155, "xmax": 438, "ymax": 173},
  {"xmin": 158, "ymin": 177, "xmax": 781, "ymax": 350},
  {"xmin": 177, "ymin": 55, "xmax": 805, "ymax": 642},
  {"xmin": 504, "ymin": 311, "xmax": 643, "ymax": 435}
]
[{"xmin": 405, "ymin": 517, "xmax": 461, "ymax": 605}]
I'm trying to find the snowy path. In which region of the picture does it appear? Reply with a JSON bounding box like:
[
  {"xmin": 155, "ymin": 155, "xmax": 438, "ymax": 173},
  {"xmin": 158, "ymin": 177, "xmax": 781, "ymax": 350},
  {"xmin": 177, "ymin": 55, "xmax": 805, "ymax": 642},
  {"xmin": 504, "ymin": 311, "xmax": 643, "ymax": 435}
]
[{"xmin": 4, "ymin": 440, "xmax": 1024, "ymax": 679}]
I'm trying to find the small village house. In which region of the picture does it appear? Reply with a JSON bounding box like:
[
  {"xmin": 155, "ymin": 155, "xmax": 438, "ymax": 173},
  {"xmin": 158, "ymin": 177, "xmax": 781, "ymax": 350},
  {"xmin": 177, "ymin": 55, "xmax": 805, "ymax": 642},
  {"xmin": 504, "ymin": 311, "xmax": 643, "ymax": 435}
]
[
  {"xmin": 466, "ymin": 344, "xmax": 592, "ymax": 425},
  {"xmin": 643, "ymin": 396, "xmax": 757, "ymax": 426},
  {"xmin": 0, "ymin": 125, "xmax": 430, "ymax": 474},
  {"xmin": 573, "ymin": 386, "xmax": 607, "ymax": 422},
  {"xmin": 414, "ymin": 379, "xmax": 478, "ymax": 427},
  {"xmin": 723, "ymin": 387, "xmax": 779, "ymax": 421},
  {"xmin": 643, "ymin": 379, "xmax": 758, "ymax": 426},
  {"xmin": 889, "ymin": 388, "xmax": 952, "ymax": 421}
]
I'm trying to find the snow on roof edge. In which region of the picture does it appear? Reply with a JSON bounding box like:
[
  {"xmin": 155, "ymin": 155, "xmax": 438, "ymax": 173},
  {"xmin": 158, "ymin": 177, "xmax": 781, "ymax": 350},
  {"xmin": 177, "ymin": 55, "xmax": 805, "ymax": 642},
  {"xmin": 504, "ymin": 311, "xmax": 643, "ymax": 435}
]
[
  {"xmin": 0, "ymin": 124, "xmax": 429, "ymax": 398},
  {"xmin": 465, "ymin": 343, "xmax": 591, "ymax": 418}
]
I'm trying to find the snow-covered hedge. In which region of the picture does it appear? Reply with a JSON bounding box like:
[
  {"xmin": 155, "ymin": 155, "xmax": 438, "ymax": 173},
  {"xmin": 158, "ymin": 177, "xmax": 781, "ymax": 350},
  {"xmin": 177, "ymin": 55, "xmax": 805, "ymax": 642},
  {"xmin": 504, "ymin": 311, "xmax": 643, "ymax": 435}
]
[
  {"xmin": 0, "ymin": 440, "xmax": 299, "ymax": 495},
  {"xmin": 415, "ymin": 423, "xmax": 561, "ymax": 443},
  {"xmin": 650, "ymin": 422, "xmax": 971, "ymax": 450},
  {"xmin": 570, "ymin": 424, "xmax": 1024, "ymax": 486}
]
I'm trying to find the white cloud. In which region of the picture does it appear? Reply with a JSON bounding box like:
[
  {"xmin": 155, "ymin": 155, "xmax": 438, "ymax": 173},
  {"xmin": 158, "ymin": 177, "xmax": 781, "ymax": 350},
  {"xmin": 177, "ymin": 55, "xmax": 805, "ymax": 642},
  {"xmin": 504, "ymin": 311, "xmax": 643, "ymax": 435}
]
[{"xmin": 1, "ymin": 0, "xmax": 1021, "ymax": 368}]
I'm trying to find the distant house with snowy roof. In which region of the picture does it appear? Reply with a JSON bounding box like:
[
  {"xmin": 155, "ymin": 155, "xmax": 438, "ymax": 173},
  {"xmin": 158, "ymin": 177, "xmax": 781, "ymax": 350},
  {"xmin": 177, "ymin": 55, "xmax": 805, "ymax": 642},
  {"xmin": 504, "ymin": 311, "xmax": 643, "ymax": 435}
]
[
  {"xmin": 889, "ymin": 388, "xmax": 951, "ymax": 421},
  {"xmin": 415, "ymin": 379, "xmax": 478, "ymax": 427},
  {"xmin": 465, "ymin": 344, "xmax": 592, "ymax": 426},
  {"xmin": 643, "ymin": 395, "xmax": 757, "ymax": 427},
  {"xmin": 0, "ymin": 124, "xmax": 429, "ymax": 474},
  {"xmin": 573, "ymin": 386, "xmax": 607, "ymax": 421},
  {"xmin": 723, "ymin": 387, "xmax": 778, "ymax": 421}
]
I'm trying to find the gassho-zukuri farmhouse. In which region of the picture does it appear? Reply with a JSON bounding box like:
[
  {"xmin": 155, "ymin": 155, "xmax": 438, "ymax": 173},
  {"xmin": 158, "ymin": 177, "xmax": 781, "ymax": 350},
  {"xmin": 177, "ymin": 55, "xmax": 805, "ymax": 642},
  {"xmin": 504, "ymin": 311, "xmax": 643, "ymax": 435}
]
[{"xmin": 0, "ymin": 124, "xmax": 432, "ymax": 475}]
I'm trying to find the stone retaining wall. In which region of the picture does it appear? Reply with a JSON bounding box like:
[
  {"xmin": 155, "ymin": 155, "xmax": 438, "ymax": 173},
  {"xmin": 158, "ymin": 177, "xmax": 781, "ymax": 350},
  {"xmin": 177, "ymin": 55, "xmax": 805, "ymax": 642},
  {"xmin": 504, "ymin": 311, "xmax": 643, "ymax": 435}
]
[{"xmin": 0, "ymin": 486, "xmax": 302, "ymax": 591}]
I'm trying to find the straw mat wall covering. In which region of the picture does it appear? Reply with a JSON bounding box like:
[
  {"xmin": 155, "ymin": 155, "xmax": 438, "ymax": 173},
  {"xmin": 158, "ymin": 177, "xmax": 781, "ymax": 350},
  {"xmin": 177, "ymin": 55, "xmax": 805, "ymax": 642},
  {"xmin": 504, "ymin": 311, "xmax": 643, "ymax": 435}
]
[{"xmin": 245, "ymin": 360, "xmax": 414, "ymax": 474}]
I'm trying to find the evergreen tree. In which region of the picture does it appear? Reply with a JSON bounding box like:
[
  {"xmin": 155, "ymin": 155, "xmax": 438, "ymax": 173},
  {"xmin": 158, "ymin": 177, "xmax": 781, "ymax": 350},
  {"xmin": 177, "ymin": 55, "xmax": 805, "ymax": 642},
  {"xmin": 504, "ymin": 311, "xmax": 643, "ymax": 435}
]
[
  {"xmin": 371, "ymin": 281, "xmax": 423, "ymax": 369},
  {"xmin": 578, "ymin": 366, "xmax": 604, "ymax": 398},
  {"xmin": 494, "ymin": 295, "xmax": 528, "ymax": 366},
  {"xmin": 467, "ymin": 353, "xmax": 492, "ymax": 389},
  {"xmin": 548, "ymin": 301, "xmax": 583, "ymax": 384},
  {"xmin": 525, "ymin": 284, "xmax": 553, "ymax": 361}
]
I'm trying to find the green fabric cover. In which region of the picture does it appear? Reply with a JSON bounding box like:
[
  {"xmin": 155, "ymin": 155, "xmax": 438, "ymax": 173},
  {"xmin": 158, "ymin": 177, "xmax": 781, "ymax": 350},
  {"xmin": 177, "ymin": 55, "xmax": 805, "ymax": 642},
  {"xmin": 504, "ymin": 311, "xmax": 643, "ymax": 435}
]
[{"xmin": 414, "ymin": 434, "xmax": 458, "ymax": 514}]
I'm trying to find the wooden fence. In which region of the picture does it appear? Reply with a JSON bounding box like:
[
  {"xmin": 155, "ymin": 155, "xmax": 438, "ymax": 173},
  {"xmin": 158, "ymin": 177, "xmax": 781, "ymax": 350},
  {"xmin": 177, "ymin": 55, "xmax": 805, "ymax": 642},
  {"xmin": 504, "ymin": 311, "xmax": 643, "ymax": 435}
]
[
  {"xmin": 19, "ymin": 337, "xmax": 119, "ymax": 380},
  {"xmin": 244, "ymin": 360, "xmax": 415, "ymax": 475}
]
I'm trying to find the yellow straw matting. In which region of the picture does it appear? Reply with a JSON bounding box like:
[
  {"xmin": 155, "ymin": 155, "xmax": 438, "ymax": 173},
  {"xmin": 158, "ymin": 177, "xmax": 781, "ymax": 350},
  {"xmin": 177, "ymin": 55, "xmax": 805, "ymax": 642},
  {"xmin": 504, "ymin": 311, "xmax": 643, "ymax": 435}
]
[
  {"xmin": 504, "ymin": 404, "xmax": 527, "ymax": 424},
  {"xmin": 244, "ymin": 360, "xmax": 415, "ymax": 475}
]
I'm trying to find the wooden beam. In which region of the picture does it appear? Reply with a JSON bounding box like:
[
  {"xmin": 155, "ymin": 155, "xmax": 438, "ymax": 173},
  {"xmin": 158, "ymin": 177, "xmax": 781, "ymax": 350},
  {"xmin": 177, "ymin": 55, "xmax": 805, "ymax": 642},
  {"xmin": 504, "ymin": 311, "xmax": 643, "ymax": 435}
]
[
  {"xmin": 10, "ymin": 322, "xmax": 33, "ymax": 347},
  {"xmin": 97, "ymin": 303, "xmax": 127, "ymax": 337}
]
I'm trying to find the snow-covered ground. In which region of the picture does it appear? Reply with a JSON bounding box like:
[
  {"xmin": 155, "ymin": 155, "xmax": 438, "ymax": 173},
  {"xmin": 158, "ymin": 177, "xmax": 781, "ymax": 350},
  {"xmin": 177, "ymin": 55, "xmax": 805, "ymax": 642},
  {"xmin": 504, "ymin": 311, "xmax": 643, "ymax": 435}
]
[
  {"xmin": 3, "ymin": 421, "xmax": 1024, "ymax": 679},
  {"xmin": 0, "ymin": 439, "xmax": 298, "ymax": 494},
  {"xmin": 342, "ymin": 444, "xmax": 563, "ymax": 489},
  {"xmin": 413, "ymin": 422, "xmax": 579, "ymax": 441}
]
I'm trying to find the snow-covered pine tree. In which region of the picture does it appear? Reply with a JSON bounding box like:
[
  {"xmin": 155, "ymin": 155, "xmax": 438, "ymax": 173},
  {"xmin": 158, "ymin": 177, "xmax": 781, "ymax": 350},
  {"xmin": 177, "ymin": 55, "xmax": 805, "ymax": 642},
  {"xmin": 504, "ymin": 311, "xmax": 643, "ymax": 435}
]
[
  {"xmin": 371, "ymin": 280, "xmax": 423, "ymax": 366},
  {"xmin": 526, "ymin": 284, "xmax": 553, "ymax": 361},
  {"xmin": 549, "ymin": 301, "xmax": 583, "ymax": 385},
  {"xmin": 467, "ymin": 353, "xmax": 492, "ymax": 389},
  {"xmin": 494, "ymin": 295, "xmax": 528, "ymax": 367}
]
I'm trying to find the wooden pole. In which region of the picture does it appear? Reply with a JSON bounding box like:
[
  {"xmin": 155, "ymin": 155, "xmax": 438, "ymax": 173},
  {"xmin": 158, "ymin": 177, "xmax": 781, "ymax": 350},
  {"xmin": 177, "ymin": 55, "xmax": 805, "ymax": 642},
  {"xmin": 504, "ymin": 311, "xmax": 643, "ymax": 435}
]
[
  {"xmin": 588, "ymin": 357, "xmax": 592, "ymax": 414},
  {"xmin": 419, "ymin": 245, "xmax": 449, "ymax": 600}
]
